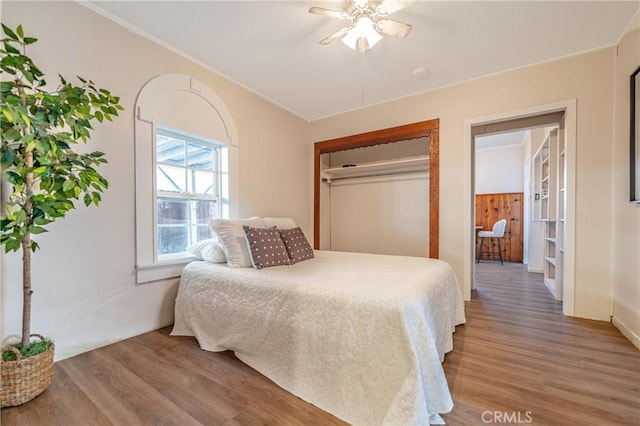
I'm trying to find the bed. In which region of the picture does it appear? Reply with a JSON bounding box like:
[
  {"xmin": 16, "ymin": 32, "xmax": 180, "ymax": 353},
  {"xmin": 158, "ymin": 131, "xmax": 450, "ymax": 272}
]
[{"xmin": 171, "ymin": 250, "xmax": 466, "ymax": 425}]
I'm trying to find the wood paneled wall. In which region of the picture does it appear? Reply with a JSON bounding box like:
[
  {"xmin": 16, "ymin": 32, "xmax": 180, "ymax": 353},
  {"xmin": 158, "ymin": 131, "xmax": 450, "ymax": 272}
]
[{"xmin": 475, "ymin": 192, "xmax": 524, "ymax": 262}]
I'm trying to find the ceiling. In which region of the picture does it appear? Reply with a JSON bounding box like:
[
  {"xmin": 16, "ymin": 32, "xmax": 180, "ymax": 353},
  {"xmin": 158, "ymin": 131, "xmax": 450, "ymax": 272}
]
[
  {"xmin": 86, "ymin": 1, "xmax": 639, "ymax": 121},
  {"xmin": 476, "ymin": 131, "xmax": 527, "ymax": 150}
]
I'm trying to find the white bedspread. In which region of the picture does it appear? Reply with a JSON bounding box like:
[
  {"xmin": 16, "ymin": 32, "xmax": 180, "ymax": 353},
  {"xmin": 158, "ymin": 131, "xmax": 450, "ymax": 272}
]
[{"xmin": 171, "ymin": 250, "xmax": 466, "ymax": 425}]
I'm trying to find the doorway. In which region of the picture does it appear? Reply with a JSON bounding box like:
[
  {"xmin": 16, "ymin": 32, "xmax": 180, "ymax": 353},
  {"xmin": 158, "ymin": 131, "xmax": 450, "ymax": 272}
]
[
  {"xmin": 463, "ymin": 101, "xmax": 576, "ymax": 316},
  {"xmin": 474, "ymin": 131, "xmax": 527, "ymax": 264}
]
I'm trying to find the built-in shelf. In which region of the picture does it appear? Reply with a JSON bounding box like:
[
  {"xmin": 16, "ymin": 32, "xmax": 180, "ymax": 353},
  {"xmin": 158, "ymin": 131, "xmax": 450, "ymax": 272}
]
[
  {"xmin": 322, "ymin": 155, "xmax": 429, "ymax": 181},
  {"xmin": 535, "ymin": 127, "xmax": 564, "ymax": 301}
]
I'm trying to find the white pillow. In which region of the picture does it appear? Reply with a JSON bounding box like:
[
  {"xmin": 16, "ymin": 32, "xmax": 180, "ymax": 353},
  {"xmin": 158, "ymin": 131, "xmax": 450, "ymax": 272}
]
[
  {"xmin": 210, "ymin": 217, "xmax": 266, "ymax": 268},
  {"xmin": 187, "ymin": 238, "xmax": 226, "ymax": 263},
  {"xmin": 263, "ymin": 217, "xmax": 297, "ymax": 229}
]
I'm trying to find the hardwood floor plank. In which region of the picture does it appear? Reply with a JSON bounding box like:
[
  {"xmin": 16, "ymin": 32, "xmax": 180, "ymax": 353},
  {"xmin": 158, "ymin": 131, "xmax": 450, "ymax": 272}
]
[
  {"xmin": 63, "ymin": 350, "xmax": 202, "ymax": 426},
  {"xmin": 442, "ymin": 262, "xmax": 640, "ymax": 425},
  {"xmin": 101, "ymin": 337, "xmax": 243, "ymax": 425}
]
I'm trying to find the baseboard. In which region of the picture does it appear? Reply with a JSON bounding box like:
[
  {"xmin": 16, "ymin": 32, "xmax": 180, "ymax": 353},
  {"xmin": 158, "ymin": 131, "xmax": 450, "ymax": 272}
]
[
  {"xmin": 54, "ymin": 320, "xmax": 175, "ymax": 362},
  {"xmin": 527, "ymin": 267, "xmax": 543, "ymax": 273},
  {"xmin": 612, "ymin": 316, "xmax": 640, "ymax": 349}
]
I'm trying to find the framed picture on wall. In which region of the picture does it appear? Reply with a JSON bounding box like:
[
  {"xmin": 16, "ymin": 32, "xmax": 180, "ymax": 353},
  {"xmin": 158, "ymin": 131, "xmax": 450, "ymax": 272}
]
[{"xmin": 631, "ymin": 66, "xmax": 640, "ymax": 203}]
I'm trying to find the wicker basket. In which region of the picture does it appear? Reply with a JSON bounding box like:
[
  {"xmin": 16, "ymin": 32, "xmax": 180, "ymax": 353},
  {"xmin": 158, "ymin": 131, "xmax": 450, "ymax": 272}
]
[{"xmin": 1, "ymin": 334, "xmax": 55, "ymax": 407}]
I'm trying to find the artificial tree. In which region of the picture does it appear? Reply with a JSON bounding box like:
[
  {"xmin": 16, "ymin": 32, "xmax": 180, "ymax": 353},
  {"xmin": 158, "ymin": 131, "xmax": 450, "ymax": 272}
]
[{"xmin": 0, "ymin": 24, "xmax": 123, "ymax": 351}]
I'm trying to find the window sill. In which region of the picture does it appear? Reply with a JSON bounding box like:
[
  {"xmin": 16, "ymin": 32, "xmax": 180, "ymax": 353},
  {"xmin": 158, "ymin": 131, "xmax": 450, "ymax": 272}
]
[{"xmin": 136, "ymin": 256, "xmax": 197, "ymax": 284}]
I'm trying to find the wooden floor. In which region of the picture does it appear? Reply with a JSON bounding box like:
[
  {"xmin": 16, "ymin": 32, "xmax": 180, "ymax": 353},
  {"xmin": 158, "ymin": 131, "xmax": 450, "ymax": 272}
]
[
  {"xmin": 442, "ymin": 261, "xmax": 639, "ymax": 425},
  {"xmin": 2, "ymin": 262, "xmax": 639, "ymax": 425}
]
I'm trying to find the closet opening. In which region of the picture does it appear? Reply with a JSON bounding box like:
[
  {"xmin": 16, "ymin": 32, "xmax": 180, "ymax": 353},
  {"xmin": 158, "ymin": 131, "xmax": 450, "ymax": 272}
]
[{"xmin": 313, "ymin": 119, "xmax": 440, "ymax": 258}]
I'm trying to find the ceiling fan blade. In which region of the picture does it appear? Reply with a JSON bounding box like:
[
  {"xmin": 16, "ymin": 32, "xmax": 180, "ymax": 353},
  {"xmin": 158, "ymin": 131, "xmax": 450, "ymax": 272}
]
[
  {"xmin": 376, "ymin": 19, "xmax": 412, "ymax": 38},
  {"xmin": 319, "ymin": 27, "xmax": 351, "ymax": 45},
  {"xmin": 375, "ymin": 0, "xmax": 415, "ymax": 16},
  {"xmin": 309, "ymin": 7, "xmax": 350, "ymax": 20}
]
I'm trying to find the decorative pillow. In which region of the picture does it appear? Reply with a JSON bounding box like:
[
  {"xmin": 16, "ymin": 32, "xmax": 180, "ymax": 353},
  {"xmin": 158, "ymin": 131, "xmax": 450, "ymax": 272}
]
[
  {"xmin": 210, "ymin": 217, "xmax": 265, "ymax": 268},
  {"xmin": 263, "ymin": 217, "xmax": 297, "ymax": 230},
  {"xmin": 279, "ymin": 227, "xmax": 314, "ymax": 264},
  {"xmin": 243, "ymin": 226, "xmax": 291, "ymax": 269},
  {"xmin": 187, "ymin": 238, "xmax": 226, "ymax": 263}
]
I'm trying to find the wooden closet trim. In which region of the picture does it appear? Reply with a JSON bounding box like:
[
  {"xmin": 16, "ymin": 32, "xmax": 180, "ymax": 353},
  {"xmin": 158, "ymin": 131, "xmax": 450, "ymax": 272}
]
[{"xmin": 313, "ymin": 119, "xmax": 440, "ymax": 258}]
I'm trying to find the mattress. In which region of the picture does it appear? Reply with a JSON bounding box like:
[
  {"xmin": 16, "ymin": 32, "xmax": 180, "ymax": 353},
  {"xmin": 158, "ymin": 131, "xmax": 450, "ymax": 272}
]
[{"xmin": 171, "ymin": 250, "xmax": 466, "ymax": 425}]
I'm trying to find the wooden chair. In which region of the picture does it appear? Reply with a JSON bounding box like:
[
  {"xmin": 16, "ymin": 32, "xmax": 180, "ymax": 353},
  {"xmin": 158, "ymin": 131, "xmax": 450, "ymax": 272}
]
[{"xmin": 476, "ymin": 219, "xmax": 507, "ymax": 265}]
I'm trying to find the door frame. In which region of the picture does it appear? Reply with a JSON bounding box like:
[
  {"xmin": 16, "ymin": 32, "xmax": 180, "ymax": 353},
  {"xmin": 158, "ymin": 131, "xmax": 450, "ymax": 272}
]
[{"xmin": 463, "ymin": 100, "xmax": 576, "ymax": 316}]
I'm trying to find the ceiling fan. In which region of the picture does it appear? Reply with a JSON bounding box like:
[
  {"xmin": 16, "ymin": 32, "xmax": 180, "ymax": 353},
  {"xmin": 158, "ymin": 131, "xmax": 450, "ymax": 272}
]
[{"xmin": 310, "ymin": 0, "xmax": 414, "ymax": 53}]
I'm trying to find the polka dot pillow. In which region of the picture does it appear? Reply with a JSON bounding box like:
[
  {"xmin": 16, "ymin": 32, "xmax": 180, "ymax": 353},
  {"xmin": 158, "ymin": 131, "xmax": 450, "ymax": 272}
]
[
  {"xmin": 279, "ymin": 227, "xmax": 314, "ymax": 264},
  {"xmin": 243, "ymin": 226, "xmax": 291, "ymax": 269}
]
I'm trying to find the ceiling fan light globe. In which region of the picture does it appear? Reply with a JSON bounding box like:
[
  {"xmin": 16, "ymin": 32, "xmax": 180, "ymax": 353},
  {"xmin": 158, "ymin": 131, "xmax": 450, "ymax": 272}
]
[{"xmin": 341, "ymin": 16, "xmax": 382, "ymax": 50}]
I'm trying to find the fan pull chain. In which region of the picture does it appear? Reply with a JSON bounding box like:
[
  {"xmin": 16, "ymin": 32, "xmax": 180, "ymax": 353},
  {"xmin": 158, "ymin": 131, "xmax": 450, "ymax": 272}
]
[{"xmin": 360, "ymin": 50, "xmax": 366, "ymax": 105}]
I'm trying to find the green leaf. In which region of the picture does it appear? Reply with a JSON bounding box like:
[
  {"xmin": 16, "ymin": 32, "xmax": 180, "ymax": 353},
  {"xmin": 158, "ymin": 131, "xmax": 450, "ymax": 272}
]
[
  {"xmin": 20, "ymin": 113, "xmax": 31, "ymax": 128},
  {"xmin": 30, "ymin": 226, "xmax": 48, "ymax": 234},
  {"xmin": 33, "ymin": 217, "xmax": 52, "ymax": 226},
  {"xmin": 3, "ymin": 42, "xmax": 19, "ymax": 54},
  {"xmin": 16, "ymin": 25, "xmax": 24, "ymax": 38},
  {"xmin": 3, "ymin": 128, "xmax": 20, "ymax": 141},
  {"xmin": 4, "ymin": 94, "xmax": 20, "ymax": 105},
  {"xmin": 14, "ymin": 210, "xmax": 27, "ymax": 224},
  {"xmin": 23, "ymin": 37, "xmax": 38, "ymax": 45},
  {"xmin": 34, "ymin": 139, "xmax": 49, "ymax": 153},
  {"xmin": 62, "ymin": 180, "xmax": 75, "ymax": 192},
  {"xmin": 0, "ymin": 81, "xmax": 14, "ymax": 93},
  {"xmin": 2, "ymin": 108, "xmax": 16, "ymax": 123},
  {"xmin": 5, "ymin": 239, "xmax": 20, "ymax": 253},
  {"xmin": 1, "ymin": 148, "xmax": 15, "ymax": 165},
  {"xmin": 2, "ymin": 24, "xmax": 19, "ymax": 41}
]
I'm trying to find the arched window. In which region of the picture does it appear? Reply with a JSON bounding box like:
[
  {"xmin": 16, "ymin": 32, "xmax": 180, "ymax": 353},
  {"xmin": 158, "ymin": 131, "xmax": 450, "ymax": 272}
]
[{"xmin": 134, "ymin": 74, "xmax": 239, "ymax": 283}]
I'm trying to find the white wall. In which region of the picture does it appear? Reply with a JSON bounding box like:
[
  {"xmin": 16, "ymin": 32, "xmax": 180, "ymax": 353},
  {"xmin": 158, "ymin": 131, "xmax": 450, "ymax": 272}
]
[
  {"xmin": 475, "ymin": 144, "xmax": 525, "ymax": 194},
  {"xmin": 329, "ymin": 174, "xmax": 429, "ymax": 256},
  {"xmin": 612, "ymin": 23, "xmax": 640, "ymax": 348},
  {"xmin": 1, "ymin": 2, "xmax": 312, "ymax": 360},
  {"xmin": 312, "ymin": 45, "xmax": 617, "ymax": 322}
]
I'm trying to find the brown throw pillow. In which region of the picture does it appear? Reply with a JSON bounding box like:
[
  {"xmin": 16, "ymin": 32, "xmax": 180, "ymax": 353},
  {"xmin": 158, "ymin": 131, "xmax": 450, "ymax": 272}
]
[
  {"xmin": 279, "ymin": 227, "xmax": 314, "ymax": 264},
  {"xmin": 243, "ymin": 226, "xmax": 291, "ymax": 269}
]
